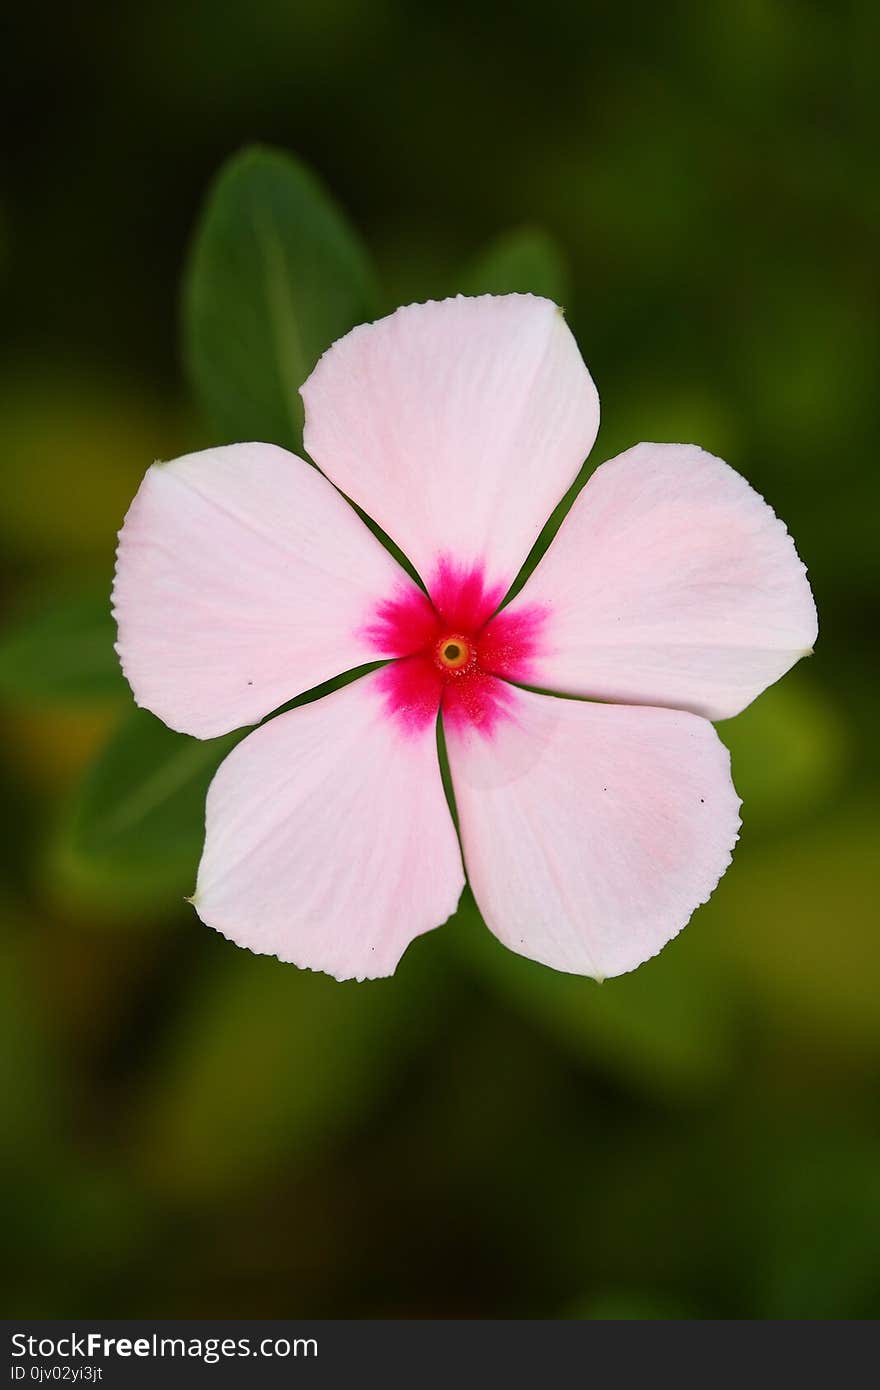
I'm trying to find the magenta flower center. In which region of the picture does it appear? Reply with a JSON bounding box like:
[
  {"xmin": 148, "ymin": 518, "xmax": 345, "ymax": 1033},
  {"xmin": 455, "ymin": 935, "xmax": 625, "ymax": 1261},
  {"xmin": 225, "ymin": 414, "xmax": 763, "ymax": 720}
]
[{"xmin": 365, "ymin": 558, "xmax": 547, "ymax": 736}]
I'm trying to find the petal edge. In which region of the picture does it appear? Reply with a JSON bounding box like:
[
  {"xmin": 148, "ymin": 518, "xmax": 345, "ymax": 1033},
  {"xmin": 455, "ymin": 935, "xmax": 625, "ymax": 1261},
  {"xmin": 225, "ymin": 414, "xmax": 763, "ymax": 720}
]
[
  {"xmin": 301, "ymin": 294, "xmax": 600, "ymax": 593},
  {"xmin": 446, "ymin": 687, "xmax": 742, "ymax": 980},
  {"xmin": 504, "ymin": 442, "xmax": 818, "ymax": 720},
  {"xmin": 113, "ymin": 442, "xmax": 419, "ymax": 738},
  {"xmin": 194, "ymin": 671, "xmax": 465, "ymax": 981}
]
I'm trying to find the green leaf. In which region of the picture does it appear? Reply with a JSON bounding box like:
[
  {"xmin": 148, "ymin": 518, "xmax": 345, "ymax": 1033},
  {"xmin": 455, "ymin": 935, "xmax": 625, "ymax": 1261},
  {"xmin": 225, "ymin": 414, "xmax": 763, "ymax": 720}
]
[
  {"xmin": 0, "ymin": 582, "xmax": 125, "ymax": 705},
  {"xmin": 55, "ymin": 666, "xmax": 378, "ymax": 910},
  {"xmin": 458, "ymin": 226, "xmax": 571, "ymax": 302},
  {"xmin": 59, "ymin": 708, "xmax": 241, "ymax": 905},
  {"xmin": 183, "ymin": 145, "xmax": 380, "ymax": 453}
]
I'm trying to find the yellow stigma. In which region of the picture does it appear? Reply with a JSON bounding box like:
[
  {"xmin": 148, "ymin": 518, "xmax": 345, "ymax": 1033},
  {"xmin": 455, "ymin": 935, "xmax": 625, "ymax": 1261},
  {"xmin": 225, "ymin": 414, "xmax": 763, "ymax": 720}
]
[{"xmin": 435, "ymin": 633, "xmax": 473, "ymax": 672}]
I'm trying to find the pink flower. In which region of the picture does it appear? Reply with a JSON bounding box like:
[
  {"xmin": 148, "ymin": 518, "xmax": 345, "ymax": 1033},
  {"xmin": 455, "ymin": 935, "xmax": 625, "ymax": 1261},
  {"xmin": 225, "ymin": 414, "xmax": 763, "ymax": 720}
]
[{"xmin": 113, "ymin": 295, "xmax": 817, "ymax": 982}]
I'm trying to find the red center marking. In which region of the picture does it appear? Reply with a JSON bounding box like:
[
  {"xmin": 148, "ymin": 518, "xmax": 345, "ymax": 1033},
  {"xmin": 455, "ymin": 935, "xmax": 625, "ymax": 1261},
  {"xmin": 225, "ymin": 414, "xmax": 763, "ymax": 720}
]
[{"xmin": 364, "ymin": 558, "xmax": 547, "ymax": 737}]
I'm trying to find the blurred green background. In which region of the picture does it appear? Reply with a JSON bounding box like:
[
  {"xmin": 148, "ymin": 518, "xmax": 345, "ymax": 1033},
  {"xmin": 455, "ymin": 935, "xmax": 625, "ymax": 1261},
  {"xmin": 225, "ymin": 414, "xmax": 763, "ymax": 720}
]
[{"xmin": 2, "ymin": 0, "xmax": 878, "ymax": 1319}]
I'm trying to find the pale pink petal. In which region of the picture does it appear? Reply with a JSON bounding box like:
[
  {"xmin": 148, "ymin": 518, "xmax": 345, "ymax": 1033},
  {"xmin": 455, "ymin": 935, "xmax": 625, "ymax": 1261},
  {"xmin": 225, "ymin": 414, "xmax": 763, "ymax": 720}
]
[
  {"xmin": 504, "ymin": 442, "xmax": 817, "ymax": 720},
  {"xmin": 446, "ymin": 686, "xmax": 741, "ymax": 980},
  {"xmin": 301, "ymin": 295, "xmax": 599, "ymax": 594},
  {"xmin": 113, "ymin": 443, "xmax": 419, "ymax": 739},
  {"xmin": 193, "ymin": 671, "xmax": 464, "ymax": 980}
]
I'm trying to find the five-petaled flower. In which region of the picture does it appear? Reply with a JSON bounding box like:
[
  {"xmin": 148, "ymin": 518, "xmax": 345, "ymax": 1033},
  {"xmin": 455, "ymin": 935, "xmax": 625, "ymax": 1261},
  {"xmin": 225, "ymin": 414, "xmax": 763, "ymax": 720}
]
[{"xmin": 113, "ymin": 295, "xmax": 817, "ymax": 981}]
